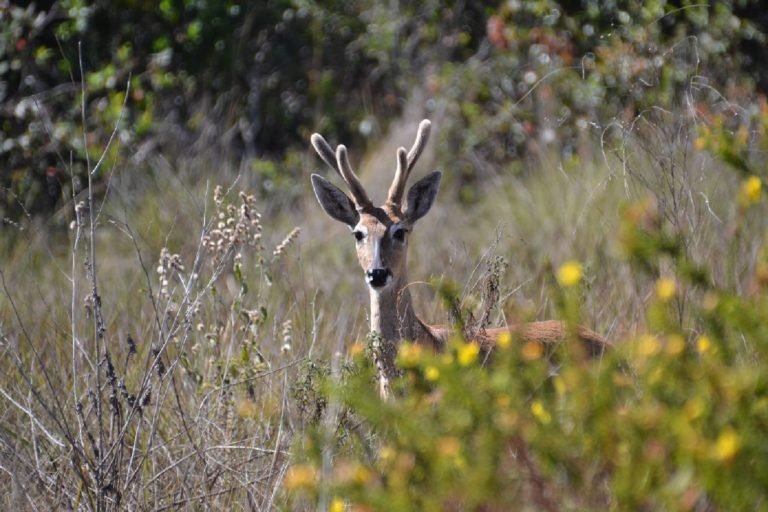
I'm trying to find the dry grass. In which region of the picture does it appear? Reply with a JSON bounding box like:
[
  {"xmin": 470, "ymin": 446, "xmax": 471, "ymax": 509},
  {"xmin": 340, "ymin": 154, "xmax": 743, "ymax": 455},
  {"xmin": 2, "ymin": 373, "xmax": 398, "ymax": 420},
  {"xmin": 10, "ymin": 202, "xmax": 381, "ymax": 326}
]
[{"xmin": 0, "ymin": 105, "xmax": 762, "ymax": 510}]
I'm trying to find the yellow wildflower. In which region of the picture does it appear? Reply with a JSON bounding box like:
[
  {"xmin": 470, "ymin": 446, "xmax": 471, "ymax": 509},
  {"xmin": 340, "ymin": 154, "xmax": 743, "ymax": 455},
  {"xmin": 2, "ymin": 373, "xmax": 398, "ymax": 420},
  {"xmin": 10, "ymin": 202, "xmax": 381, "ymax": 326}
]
[
  {"xmin": 457, "ymin": 342, "xmax": 480, "ymax": 366},
  {"xmin": 713, "ymin": 428, "xmax": 740, "ymax": 462},
  {"xmin": 349, "ymin": 342, "xmax": 364, "ymax": 357},
  {"xmin": 521, "ymin": 340, "xmax": 544, "ymax": 361},
  {"xmin": 424, "ymin": 366, "xmax": 440, "ymax": 381},
  {"xmin": 283, "ymin": 464, "xmax": 316, "ymax": 490},
  {"xmin": 638, "ymin": 334, "xmax": 661, "ymax": 357},
  {"xmin": 436, "ymin": 436, "xmax": 460, "ymax": 457},
  {"xmin": 696, "ymin": 335, "xmax": 712, "ymax": 354},
  {"xmin": 655, "ymin": 277, "xmax": 676, "ymax": 302},
  {"xmin": 557, "ymin": 260, "xmax": 583, "ymax": 287},
  {"xmin": 379, "ymin": 445, "xmax": 396, "ymax": 464},
  {"xmin": 665, "ymin": 334, "xmax": 686, "ymax": 356},
  {"xmin": 497, "ymin": 331, "xmax": 512, "ymax": 350},
  {"xmin": 739, "ymin": 175, "xmax": 762, "ymax": 207},
  {"xmin": 530, "ymin": 400, "xmax": 552, "ymax": 424},
  {"xmin": 398, "ymin": 343, "xmax": 423, "ymax": 367},
  {"xmin": 329, "ymin": 497, "xmax": 345, "ymax": 512},
  {"xmin": 352, "ymin": 465, "xmax": 372, "ymax": 485}
]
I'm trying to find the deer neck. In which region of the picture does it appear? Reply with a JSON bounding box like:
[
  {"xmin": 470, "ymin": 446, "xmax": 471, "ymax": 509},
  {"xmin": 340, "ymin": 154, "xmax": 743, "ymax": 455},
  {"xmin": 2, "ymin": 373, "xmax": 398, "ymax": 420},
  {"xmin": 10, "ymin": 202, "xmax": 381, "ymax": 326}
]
[
  {"xmin": 368, "ymin": 273, "xmax": 428, "ymax": 399},
  {"xmin": 369, "ymin": 279, "xmax": 423, "ymax": 345}
]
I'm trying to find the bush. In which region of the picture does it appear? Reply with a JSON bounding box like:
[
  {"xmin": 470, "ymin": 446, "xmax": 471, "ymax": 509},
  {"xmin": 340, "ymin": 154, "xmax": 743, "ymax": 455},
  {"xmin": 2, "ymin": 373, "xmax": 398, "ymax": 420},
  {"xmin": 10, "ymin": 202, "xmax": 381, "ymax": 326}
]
[{"xmin": 3, "ymin": 1, "xmax": 766, "ymax": 219}]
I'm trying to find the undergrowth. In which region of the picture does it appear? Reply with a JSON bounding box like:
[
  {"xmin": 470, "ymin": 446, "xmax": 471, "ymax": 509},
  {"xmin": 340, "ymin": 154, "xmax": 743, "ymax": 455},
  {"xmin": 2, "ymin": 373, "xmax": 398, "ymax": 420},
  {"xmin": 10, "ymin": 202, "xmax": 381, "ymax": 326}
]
[{"xmin": 2, "ymin": 63, "xmax": 768, "ymax": 512}]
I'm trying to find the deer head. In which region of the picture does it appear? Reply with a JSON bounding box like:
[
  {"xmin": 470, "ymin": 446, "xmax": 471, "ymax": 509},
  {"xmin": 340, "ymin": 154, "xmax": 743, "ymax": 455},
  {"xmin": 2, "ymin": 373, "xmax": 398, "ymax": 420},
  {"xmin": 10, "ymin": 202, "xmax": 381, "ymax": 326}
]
[{"xmin": 309, "ymin": 120, "xmax": 441, "ymax": 293}]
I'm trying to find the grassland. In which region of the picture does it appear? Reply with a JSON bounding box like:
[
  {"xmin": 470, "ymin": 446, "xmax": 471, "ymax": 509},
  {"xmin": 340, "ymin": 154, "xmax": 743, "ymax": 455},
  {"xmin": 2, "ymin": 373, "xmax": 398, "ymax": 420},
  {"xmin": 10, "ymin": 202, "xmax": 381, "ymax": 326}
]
[{"xmin": 1, "ymin": 106, "xmax": 766, "ymax": 510}]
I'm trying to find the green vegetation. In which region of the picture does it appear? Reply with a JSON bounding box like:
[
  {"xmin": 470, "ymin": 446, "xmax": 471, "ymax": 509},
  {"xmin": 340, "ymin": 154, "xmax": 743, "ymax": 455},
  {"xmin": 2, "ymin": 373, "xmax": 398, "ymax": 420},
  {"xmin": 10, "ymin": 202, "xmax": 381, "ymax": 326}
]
[{"xmin": 2, "ymin": 1, "xmax": 768, "ymax": 510}]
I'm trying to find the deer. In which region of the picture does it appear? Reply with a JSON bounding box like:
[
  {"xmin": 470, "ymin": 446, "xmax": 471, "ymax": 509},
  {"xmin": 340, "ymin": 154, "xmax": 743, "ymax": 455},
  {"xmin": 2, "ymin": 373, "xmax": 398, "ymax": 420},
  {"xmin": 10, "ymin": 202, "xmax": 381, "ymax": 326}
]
[{"xmin": 309, "ymin": 119, "xmax": 608, "ymax": 398}]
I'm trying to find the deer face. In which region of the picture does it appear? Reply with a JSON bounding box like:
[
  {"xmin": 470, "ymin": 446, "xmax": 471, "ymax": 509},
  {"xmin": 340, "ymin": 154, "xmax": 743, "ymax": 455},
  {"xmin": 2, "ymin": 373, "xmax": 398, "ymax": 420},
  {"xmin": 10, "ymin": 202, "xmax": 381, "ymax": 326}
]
[
  {"xmin": 351, "ymin": 208, "xmax": 406, "ymax": 290},
  {"xmin": 311, "ymin": 172, "xmax": 441, "ymax": 291},
  {"xmin": 309, "ymin": 120, "xmax": 441, "ymax": 291}
]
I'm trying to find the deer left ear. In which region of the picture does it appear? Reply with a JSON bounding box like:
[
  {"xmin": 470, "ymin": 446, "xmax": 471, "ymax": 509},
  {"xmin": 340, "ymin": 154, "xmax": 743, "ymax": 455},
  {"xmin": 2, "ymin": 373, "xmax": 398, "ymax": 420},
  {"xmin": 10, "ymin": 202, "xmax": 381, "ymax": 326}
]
[
  {"xmin": 404, "ymin": 171, "xmax": 441, "ymax": 224},
  {"xmin": 311, "ymin": 174, "xmax": 360, "ymax": 227}
]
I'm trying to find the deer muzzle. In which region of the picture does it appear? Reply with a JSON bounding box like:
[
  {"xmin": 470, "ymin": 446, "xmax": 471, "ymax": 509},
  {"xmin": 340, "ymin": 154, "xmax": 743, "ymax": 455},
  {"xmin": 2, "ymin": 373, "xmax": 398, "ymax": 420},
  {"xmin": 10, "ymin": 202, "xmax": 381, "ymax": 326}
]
[{"xmin": 366, "ymin": 268, "xmax": 392, "ymax": 289}]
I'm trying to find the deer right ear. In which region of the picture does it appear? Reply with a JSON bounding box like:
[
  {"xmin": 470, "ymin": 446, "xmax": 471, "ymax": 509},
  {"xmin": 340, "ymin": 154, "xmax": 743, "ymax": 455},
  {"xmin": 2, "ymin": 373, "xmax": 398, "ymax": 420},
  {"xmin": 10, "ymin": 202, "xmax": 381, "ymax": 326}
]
[
  {"xmin": 311, "ymin": 174, "xmax": 359, "ymax": 227},
  {"xmin": 404, "ymin": 171, "xmax": 442, "ymax": 224}
]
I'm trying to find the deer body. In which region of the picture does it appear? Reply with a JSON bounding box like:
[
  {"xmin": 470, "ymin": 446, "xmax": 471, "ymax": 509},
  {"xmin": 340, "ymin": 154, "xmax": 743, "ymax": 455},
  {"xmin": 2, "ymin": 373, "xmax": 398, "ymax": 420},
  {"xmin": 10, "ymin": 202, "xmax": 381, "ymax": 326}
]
[{"xmin": 310, "ymin": 120, "xmax": 607, "ymax": 398}]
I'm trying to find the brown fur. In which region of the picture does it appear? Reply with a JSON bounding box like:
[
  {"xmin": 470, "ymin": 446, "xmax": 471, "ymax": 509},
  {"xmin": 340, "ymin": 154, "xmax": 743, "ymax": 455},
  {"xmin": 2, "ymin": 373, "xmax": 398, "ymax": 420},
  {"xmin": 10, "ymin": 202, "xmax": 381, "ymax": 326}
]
[{"xmin": 424, "ymin": 321, "xmax": 609, "ymax": 358}]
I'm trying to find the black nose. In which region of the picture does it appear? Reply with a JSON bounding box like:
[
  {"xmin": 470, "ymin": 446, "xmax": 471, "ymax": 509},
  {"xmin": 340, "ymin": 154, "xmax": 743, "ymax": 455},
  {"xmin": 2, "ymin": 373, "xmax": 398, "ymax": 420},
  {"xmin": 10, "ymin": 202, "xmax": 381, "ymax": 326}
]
[{"xmin": 367, "ymin": 268, "xmax": 390, "ymax": 288}]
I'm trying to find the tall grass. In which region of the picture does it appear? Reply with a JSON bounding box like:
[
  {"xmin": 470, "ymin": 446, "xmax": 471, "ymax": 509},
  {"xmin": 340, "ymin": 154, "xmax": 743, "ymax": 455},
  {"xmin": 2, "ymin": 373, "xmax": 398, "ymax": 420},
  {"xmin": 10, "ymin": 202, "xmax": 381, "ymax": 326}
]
[{"xmin": 1, "ymin": 97, "xmax": 766, "ymax": 510}]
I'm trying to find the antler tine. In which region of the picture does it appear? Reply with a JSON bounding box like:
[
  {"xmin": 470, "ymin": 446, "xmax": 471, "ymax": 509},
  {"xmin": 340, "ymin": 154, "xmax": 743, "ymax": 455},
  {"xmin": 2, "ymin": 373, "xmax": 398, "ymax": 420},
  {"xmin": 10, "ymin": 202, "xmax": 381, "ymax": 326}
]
[
  {"xmin": 387, "ymin": 119, "xmax": 431, "ymax": 207},
  {"xmin": 406, "ymin": 119, "xmax": 431, "ymax": 171},
  {"xmin": 336, "ymin": 145, "xmax": 373, "ymax": 209},
  {"xmin": 386, "ymin": 147, "xmax": 409, "ymax": 207},
  {"xmin": 310, "ymin": 133, "xmax": 340, "ymax": 175}
]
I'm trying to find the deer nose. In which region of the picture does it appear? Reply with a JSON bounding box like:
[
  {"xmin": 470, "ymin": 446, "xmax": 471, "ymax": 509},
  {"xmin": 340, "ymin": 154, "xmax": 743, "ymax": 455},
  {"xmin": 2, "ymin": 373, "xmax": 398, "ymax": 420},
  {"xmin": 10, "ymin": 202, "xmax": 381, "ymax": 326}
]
[{"xmin": 366, "ymin": 268, "xmax": 391, "ymax": 288}]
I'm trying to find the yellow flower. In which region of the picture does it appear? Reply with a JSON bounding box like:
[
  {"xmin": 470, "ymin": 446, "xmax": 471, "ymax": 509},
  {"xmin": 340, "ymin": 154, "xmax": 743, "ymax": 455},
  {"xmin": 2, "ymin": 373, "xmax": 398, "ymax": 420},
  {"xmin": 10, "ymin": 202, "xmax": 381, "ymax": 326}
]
[
  {"xmin": 283, "ymin": 464, "xmax": 316, "ymax": 491},
  {"xmin": 436, "ymin": 436, "xmax": 460, "ymax": 457},
  {"xmin": 713, "ymin": 428, "xmax": 740, "ymax": 462},
  {"xmin": 329, "ymin": 497, "xmax": 345, "ymax": 512},
  {"xmin": 398, "ymin": 343, "xmax": 423, "ymax": 367},
  {"xmin": 521, "ymin": 341, "xmax": 543, "ymax": 361},
  {"xmin": 739, "ymin": 175, "xmax": 762, "ymax": 207},
  {"xmin": 557, "ymin": 260, "xmax": 583, "ymax": 287},
  {"xmin": 424, "ymin": 366, "xmax": 440, "ymax": 381},
  {"xmin": 655, "ymin": 277, "xmax": 676, "ymax": 302},
  {"xmin": 497, "ymin": 331, "xmax": 512, "ymax": 350},
  {"xmin": 637, "ymin": 334, "xmax": 661, "ymax": 357},
  {"xmin": 457, "ymin": 342, "xmax": 480, "ymax": 366},
  {"xmin": 665, "ymin": 334, "xmax": 686, "ymax": 356},
  {"xmin": 530, "ymin": 400, "xmax": 552, "ymax": 424},
  {"xmin": 352, "ymin": 465, "xmax": 372, "ymax": 485},
  {"xmin": 349, "ymin": 342, "xmax": 364, "ymax": 357},
  {"xmin": 696, "ymin": 335, "xmax": 712, "ymax": 354},
  {"xmin": 379, "ymin": 445, "xmax": 396, "ymax": 464}
]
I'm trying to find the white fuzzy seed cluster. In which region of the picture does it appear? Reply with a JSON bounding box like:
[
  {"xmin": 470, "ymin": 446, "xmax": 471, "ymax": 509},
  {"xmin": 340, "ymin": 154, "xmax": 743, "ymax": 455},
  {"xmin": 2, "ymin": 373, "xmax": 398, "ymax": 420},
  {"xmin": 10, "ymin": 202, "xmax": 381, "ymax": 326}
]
[
  {"xmin": 280, "ymin": 319, "xmax": 293, "ymax": 353},
  {"xmin": 203, "ymin": 186, "xmax": 264, "ymax": 267},
  {"xmin": 157, "ymin": 247, "xmax": 184, "ymax": 299},
  {"xmin": 273, "ymin": 227, "xmax": 301, "ymax": 260}
]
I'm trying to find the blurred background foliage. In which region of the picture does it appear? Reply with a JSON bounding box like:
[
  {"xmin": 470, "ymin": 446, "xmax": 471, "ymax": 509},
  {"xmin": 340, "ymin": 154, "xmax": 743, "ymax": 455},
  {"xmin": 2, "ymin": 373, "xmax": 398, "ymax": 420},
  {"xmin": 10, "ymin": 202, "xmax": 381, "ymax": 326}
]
[{"xmin": 2, "ymin": 0, "xmax": 766, "ymax": 225}]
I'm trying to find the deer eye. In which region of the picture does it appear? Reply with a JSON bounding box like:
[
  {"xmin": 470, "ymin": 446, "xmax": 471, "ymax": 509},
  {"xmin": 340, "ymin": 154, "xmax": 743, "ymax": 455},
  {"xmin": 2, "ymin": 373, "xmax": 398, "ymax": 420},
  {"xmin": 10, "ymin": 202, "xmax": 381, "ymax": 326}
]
[
  {"xmin": 353, "ymin": 230, "xmax": 365, "ymax": 242},
  {"xmin": 392, "ymin": 227, "xmax": 407, "ymax": 242}
]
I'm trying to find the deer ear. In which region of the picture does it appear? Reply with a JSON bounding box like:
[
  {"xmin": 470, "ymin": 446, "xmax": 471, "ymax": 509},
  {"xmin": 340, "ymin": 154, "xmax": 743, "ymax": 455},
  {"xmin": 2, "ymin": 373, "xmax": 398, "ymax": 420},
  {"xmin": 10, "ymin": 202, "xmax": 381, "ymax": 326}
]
[
  {"xmin": 404, "ymin": 171, "xmax": 441, "ymax": 224},
  {"xmin": 311, "ymin": 174, "xmax": 359, "ymax": 227}
]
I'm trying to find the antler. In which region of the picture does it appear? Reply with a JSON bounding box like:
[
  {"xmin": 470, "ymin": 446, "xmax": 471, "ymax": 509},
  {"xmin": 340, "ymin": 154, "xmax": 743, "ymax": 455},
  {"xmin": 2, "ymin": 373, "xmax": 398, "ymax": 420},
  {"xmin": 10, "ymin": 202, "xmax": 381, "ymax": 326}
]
[
  {"xmin": 387, "ymin": 119, "xmax": 431, "ymax": 207},
  {"xmin": 310, "ymin": 132, "xmax": 373, "ymax": 210}
]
